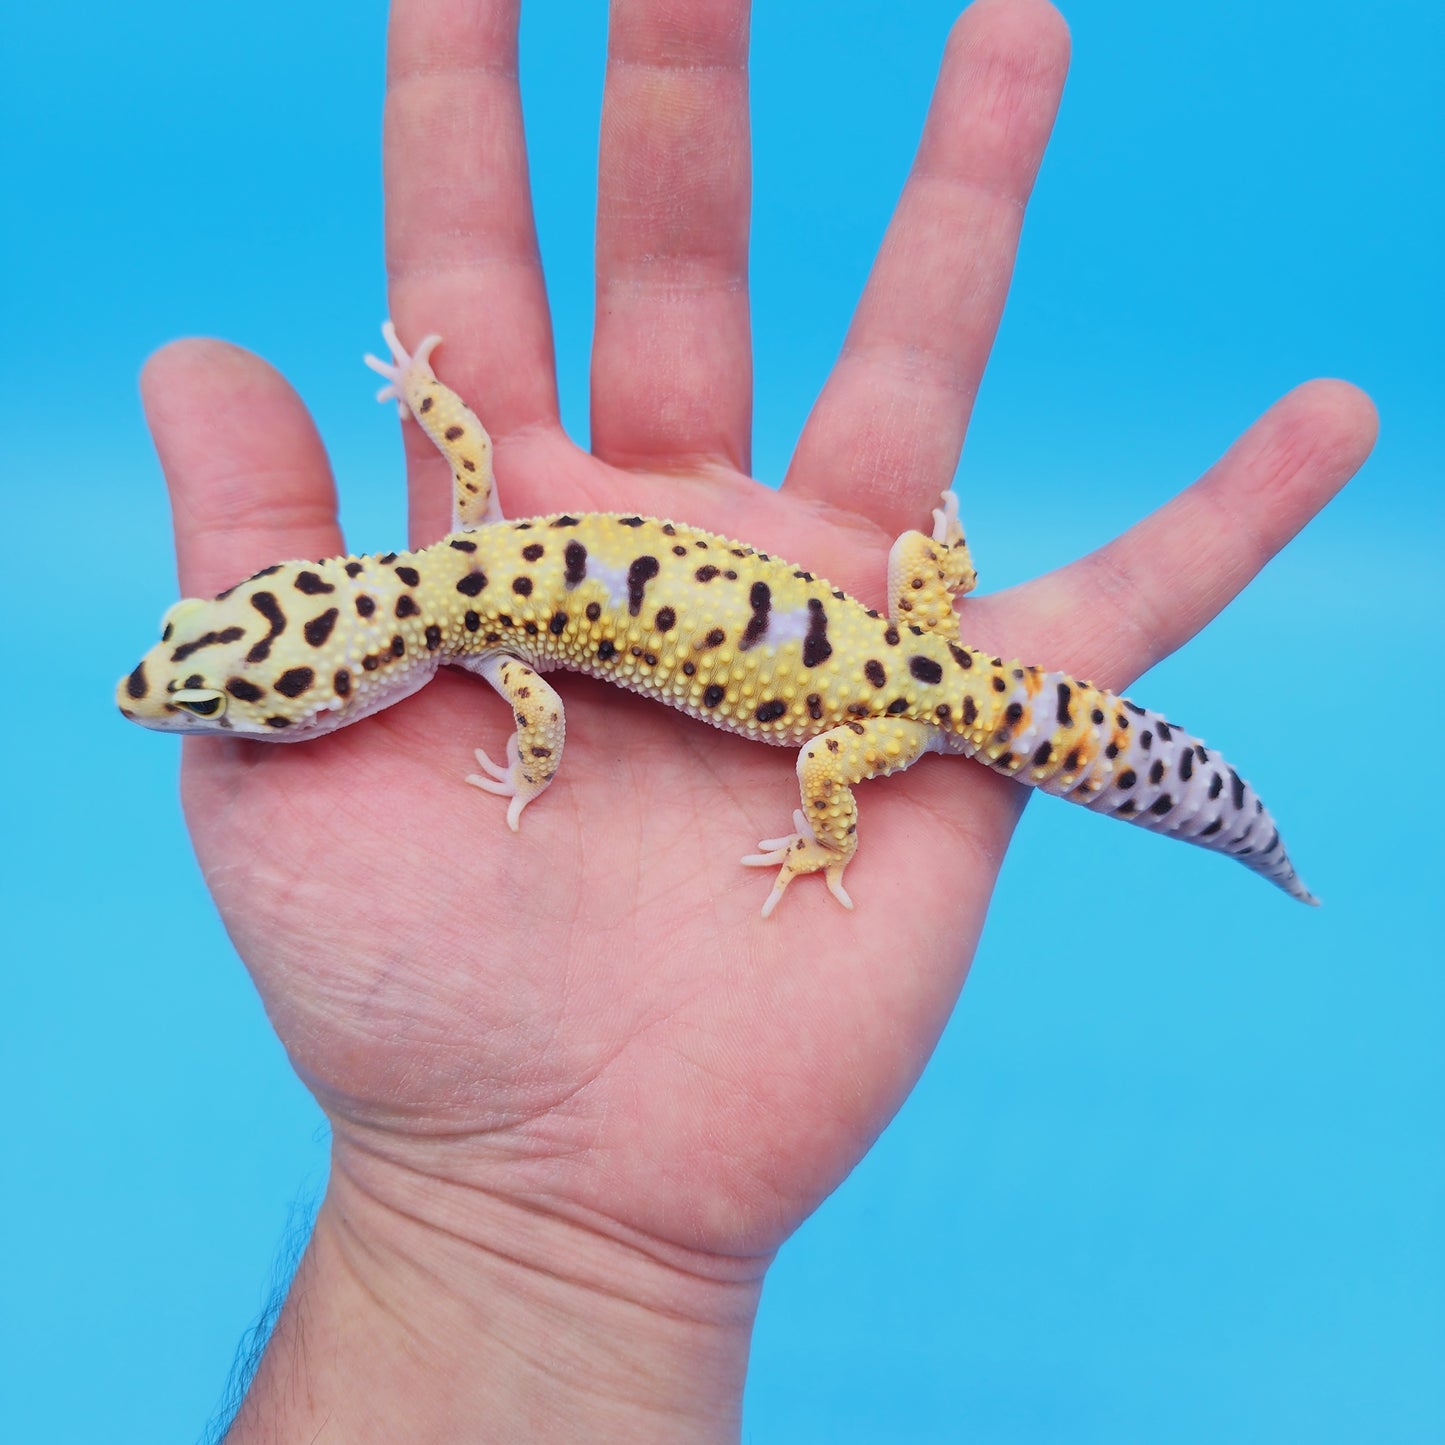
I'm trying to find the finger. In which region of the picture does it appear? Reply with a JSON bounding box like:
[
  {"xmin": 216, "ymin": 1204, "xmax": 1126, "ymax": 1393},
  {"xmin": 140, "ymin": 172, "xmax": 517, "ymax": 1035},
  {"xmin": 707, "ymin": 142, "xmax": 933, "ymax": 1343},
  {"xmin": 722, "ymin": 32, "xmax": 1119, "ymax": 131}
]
[
  {"xmin": 787, "ymin": 0, "xmax": 1069, "ymax": 534},
  {"xmin": 141, "ymin": 340, "xmax": 342, "ymax": 602},
  {"xmin": 590, "ymin": 0, "xmax": 752, "ymax": 473},
  {"xmin": 986, "ymin": 379, "xmax": 1379, "ymax": 689},
  {"xmin": 384, "ymin": 0, "xmax": 560, "ymax": 541}
]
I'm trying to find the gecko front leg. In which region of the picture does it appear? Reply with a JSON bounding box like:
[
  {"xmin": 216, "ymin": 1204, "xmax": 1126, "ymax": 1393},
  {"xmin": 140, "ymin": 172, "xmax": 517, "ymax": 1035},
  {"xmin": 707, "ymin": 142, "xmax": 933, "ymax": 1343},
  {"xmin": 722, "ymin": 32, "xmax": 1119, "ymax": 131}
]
[
  {"xmin": 455, "ymin": 654, "xmax": 566, "ymax": 830},
  {"xmin": 365, "ymin": 321, "xmax": 502, "ymax": 530}
]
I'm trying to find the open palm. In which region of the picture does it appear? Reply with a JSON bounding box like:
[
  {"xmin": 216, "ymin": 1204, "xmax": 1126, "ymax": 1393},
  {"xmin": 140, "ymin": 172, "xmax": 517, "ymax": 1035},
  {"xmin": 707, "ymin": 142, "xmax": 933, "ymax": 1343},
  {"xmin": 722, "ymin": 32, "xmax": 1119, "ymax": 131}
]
[{"xmin": 140, "ymin": 0, "xmax": 1373, "ymax": 1421}]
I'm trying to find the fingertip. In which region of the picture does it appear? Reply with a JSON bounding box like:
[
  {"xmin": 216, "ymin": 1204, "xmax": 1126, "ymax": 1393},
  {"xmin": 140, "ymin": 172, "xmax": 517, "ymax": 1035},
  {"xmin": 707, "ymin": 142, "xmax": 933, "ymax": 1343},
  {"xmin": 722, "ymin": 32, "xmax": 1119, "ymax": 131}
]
[
  {"xmin": 947, "ymin": 0, "xmax": 1072, "ymax": 76},
  {"xmin": 1282, "ymin": 377, "xmax": 1380, "ymax": 466}
]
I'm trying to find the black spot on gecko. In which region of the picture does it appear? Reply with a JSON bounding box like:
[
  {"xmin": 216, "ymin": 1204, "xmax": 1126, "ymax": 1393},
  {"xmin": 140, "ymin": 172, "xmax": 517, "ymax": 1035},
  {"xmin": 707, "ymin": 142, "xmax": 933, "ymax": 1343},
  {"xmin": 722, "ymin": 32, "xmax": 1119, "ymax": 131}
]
[
  {"xmin": 1117, "ymin": 769, "xmax": 1138, "ymax": 788},
  {"xmin": 755, "ymin": 700, "xmax": 787, "ymax": 723},
  {"xmin": 702, "ymin": 629, "xmax": 725, "ymax": 649},
  {"xmin": 265, "ymin": 716, "xmax": 291, "ymax": 729},
  {"xmin": 294, "ymin": 570, "xmax": 334, "ymax": 595},
  {"xmin": 418, "ymin": 396, "xmax": 433, "ymax": 414},
  {"xmin": 464, "ymin": 611, "xmax": 480, "ymax": 632},
  {"xmin": 1005, "ymin": 702, "xmax": 1024, "ymax": 723},
  {"xmin": 521, "ymin": 544, "xmax": 545, "ymax": 563},
  {"xmin": 1105, "ymin": 742, "xmax": 1119, "ymax": 759},
  {"xmin": 962, "ymin": 696, "xmax": 978, "ymax": 726},
  {"xmin": 245, "ymin": 592, "xmax": 287, "ymax": 663},
  {"xmin": 695, "ymin": 564, "xmax": 720, "ymax": 583},
  {"xmin": 1056, "ymin": 683, "xmax": 1073, "ymax": 727},
  {"xmin": 1124, "ymin": 700, "xmax": 1146, "ymax": 716},
  {"xmin": 456, "ymin": 572, "xmax": 488, "ymax": 597},
  {"xmin": 619, "ymin": 516, "xmax": 645, "ymax": 528},
  {"xmin": 627, "ymin": 556, "xmax": 660, "ymax": 616},
  {"xmin": 1200, "ymin": 817, "xmax": 1224, "ymax": 836},
  {"xmin": 444, "ymin": 425, "xmax": 464, "ymax": 441},
  {"xmin": 1064, "ymin": 748, "xmax": 1080, "ymax": 770},
  {"xmin": 1091, "ymin": 707, "xmax": 1105, "ymax": 724},
  {"xmin": 992, "ymin": 676, "xmax": 1007, "ymax": 693},
  {"xmin": 274, "ymin": 667, "xmax": 314, "ymax": 698},
  {"xmin": 1140, "ymin": 730, "xmax": 1153, "ymax": 750},
  {"xmin": 886, "ymin": 698, "xmax": 909, "ymax": 715},
  {"xmin": 1179, "ymin": 748, "xmax": 1195, "ymax": 780},
  {"xmin": 512, "ymin": 577, "xmax": 533, "ymax": 596},
  {"xmin": 125, "ymin": 663, "xmax": 149, "ymax": 699},
  {"xmin": 392, "ymin": 565, "xmax": 419, "ymax": 587},
  {"xmin": 585, "ymin": 602, "xmax": 601, "ymax": 621},
  {"xmin": 449, "ymin": 539, "xmax": 477, "ymax": 552},
  {"xmin": 1196, "ymin": 745, "xmax": 1211, "ymax": 764},
  {"xmin": 304, "ymin": 609, "xmax": 339, "ymax": 647},
  {"xmin": 378, "ymin": 553, "xmax": 398, "ymax": 565},
  {"xmin": 702, "ymin": 684, "xmax": 725, "ymax": 708},
  {"xmin": 226, "ymin": 677, "xmax": 263, "ymax": 703},
  {"xmin": 1231, "ymin": 771, "xmax": 1246, "ymax": 809},
  {"xmin": 864, "ymin": 660, "xmax": 887, "ymax": 688},
  {"xmin": 803, "ymin": 599, "xmax": 832, "ymax": 668},
  {"xmin": 549, "ymin": 612, "xmax": 567, "ymax": 635},
  {"xmin": 171, "ymin": 626, "xmax": 245, "ymax": 663},
  {"xmin": 597, "ymin": 640, "xmax": 616, "ymax": 661},
  {"xmin": 846, "ymin": 721, "xmax": 866, "ymax": 735},
  {"xmin": 1115, "ymin": 799, "xmax": 1137, "ymax": 815},
  {"xmin": 425, "ymin": 625, "xmax": 442, "ymax": 651},
  {"xmin": 909, "ymin": 656, "xmax": 943, "ymax": 685},
  {"xmin": 937, "ymin": 704, "xmax": 952, "ymax": 722},
  {"xmin": 551, "ymin": 515, "xmax": 580, "ymax": 528},
  {"xmin": 807, "ymin": 694, "xmax": 823, "ymax": 720},
  {"xmin": 1156, "ymin": 721, "xmax": 1174, "ymax": 742},
  {"xmin": 672, "ymin": 544, "xmax": 688, "ymax": 557},
  {"xmin": 1209, "ymin": 773, "xmax": 1224, "ymax": 800},
  {"xmin": 564, "ymin": 541, "xmax": 588, "ymax": 587},
  {"xmin": 682, "ymin": 661, "xmax": 696, "ymax": 676},
  {"xmin": 1149, "ymin": 760, "xmax": 1165, "ymax": 784},
  {"xmin": 884, "ymin": 626, "xmax": 900, "ymax": 647},
  {"xmin": 948, "ymin": 642, "xmax": 972, "ymax": 669},
  {"xmin": 395, "ymin": 595, "xmax": 420, "ymax": 618},
  {"xmin": 1032, "ymin": 742, "xmax": 1053, "ymax": 768},
  {"xmin": 390, "ymin": 635, "xmax": 405, "ymax": 657},
  {"xmin": 654, "ymin": 606, "xmax": 676, "ymax": 632},
  {"xmin": 355, "ymin": 595, "xmax": 376, "ymax": 618},
  {"xmin": 741, "ymin": 581, "xmax": 771, "ymax": 650},
  {"xmin": 362, "ymin": 655, "xmax": 380, "ymax": 671},
  {"xmin": 1150, "ymin": 795, "xmax": 1174, "ymax": 816}
]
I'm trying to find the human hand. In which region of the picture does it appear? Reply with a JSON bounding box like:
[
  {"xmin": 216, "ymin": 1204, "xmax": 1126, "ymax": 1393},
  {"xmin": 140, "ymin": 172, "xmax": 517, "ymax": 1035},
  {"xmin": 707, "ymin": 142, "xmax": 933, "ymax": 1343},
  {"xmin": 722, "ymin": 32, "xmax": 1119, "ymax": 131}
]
[{"xmin": 138, "ymin": 0, "xmax": 1375, "ymax": 1437}]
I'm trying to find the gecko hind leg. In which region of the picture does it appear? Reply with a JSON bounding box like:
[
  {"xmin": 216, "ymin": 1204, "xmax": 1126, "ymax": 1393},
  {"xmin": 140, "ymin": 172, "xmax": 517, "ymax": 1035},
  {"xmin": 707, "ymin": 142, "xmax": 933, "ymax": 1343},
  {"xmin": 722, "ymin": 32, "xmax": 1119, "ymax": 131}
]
[
  {"xmin": 364, "ymin": 320, "xmax": 502, "ymax": 530},
  {"xmin": 886, "ymin": 489, "xmax": 978, "ymax": 640},
  {"xmin": 742, "ymin": 718, "xmax": 947, "ymax": 917}
]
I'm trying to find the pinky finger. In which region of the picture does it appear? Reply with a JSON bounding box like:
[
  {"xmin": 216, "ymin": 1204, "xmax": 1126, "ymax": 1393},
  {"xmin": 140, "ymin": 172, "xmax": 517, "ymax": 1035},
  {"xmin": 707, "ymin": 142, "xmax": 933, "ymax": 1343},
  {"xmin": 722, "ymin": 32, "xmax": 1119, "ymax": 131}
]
[{"xmin": 990, "ymin": 379, "xmax": 1379, "ymax": 690}]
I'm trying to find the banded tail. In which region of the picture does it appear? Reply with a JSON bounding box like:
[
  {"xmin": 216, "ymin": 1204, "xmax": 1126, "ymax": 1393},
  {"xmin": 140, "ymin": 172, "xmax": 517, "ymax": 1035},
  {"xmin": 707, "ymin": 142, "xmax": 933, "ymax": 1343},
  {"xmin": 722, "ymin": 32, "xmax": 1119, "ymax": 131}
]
[{"xmin": 958, "ymin": 664, "xmax": 1317, "ymax": 904}]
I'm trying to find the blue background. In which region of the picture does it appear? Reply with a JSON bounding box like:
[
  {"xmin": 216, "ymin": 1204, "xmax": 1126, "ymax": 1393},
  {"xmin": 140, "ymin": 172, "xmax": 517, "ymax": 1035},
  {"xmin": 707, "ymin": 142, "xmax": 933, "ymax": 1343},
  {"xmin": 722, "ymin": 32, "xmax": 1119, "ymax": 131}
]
[{"xmin": 4, "ymin": 1, "xmax": 1441, "ymax": 1439}]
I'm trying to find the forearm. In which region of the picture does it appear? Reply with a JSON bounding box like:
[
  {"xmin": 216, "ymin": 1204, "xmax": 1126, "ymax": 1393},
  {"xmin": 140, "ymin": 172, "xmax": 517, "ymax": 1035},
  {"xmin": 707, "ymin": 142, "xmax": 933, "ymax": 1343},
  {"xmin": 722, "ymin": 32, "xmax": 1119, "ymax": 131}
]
[{"xmin": 226, "ymin": 1153, "xmax": 762, "ymax": 1443}]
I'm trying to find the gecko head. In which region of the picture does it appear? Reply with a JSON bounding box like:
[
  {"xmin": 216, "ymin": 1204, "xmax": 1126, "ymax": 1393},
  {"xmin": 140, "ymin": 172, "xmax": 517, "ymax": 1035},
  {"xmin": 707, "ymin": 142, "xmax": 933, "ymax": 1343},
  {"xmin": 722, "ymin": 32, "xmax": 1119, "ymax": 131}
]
[{"xmin": 116, "ymin": 561, "xmax": 380, "ymax": 740}]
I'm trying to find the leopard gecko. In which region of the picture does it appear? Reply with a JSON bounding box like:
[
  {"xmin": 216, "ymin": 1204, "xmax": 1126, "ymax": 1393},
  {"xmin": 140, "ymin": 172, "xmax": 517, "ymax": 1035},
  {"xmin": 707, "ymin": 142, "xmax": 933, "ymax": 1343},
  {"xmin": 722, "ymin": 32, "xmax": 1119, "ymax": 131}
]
[{"xmin": 117, "ymin": 323, "xmax": 1316, "ymax": 915}]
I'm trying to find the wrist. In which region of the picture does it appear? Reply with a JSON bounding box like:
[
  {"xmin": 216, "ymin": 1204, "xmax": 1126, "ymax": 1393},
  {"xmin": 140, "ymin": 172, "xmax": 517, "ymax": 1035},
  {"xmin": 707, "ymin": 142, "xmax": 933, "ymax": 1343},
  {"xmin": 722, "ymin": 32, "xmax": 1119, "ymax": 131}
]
[{"xmin": 227, "ymin": 1141, "xmax": 764, "ymax": 1443}]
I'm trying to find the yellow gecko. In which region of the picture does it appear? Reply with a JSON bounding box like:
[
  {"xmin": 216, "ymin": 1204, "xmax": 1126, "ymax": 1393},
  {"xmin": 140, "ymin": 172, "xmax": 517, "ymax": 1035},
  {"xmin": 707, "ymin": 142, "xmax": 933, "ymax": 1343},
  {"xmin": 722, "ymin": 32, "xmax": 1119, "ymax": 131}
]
[{"xmin": 118, "ymin": 324, "xmax": 1316, "ymax": 915}]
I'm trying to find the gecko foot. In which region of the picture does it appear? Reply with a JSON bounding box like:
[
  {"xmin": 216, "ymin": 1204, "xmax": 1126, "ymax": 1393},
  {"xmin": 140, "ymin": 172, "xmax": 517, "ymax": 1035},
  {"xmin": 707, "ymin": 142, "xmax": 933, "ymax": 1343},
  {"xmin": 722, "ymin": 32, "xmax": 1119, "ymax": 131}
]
[
  {"xmin": 741, "ymin": 809, "xmax": 854, "ymax": 919},
  {"xmin": 363, "ymin": 320, "xmax": 443, "ymax": 419},
  {"xmin": 465, "ymin": 738, "xmax": 546, "ymax": 832}
]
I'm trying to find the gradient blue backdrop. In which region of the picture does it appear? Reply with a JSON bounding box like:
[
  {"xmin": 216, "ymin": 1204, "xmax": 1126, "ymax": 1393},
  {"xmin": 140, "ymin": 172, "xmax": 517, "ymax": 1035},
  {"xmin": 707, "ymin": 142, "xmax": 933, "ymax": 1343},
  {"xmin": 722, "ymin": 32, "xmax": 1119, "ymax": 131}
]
[{"xmin": 4, "ymin": 1, "xmax": 1441, "ymax": 1440}]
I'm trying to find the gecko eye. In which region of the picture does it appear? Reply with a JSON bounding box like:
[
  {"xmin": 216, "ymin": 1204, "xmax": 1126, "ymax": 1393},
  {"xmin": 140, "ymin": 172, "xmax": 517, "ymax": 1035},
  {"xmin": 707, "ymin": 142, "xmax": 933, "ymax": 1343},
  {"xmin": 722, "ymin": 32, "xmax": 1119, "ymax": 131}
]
[{"xmin": 170, "ymin": 688, "xmax": 227, "ymax": 719}]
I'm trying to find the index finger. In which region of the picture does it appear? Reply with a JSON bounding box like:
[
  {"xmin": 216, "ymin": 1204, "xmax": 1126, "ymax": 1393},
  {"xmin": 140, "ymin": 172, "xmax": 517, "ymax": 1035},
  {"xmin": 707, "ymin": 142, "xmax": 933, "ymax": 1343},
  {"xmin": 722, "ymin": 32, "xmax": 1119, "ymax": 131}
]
[{"xmin": 384, "ymin": 0, "xmax": 560, "ymax": 541}]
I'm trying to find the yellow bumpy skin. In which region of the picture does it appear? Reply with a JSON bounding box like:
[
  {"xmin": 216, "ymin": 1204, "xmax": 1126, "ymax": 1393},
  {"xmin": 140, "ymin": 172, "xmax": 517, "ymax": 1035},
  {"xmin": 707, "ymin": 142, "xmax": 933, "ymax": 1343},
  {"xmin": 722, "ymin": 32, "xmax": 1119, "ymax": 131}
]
[{"xmin": 118, "ymin": 324, "xmax": 1317, "ymax": 915}]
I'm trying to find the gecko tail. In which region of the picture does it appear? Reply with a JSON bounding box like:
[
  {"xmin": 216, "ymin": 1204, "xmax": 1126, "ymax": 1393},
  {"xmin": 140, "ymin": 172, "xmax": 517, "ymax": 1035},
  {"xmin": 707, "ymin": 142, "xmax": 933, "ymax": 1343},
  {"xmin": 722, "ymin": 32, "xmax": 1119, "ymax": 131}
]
[{"xmin": 962, "ymin": 668, "xmax": 1318, "ymax": 905}]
